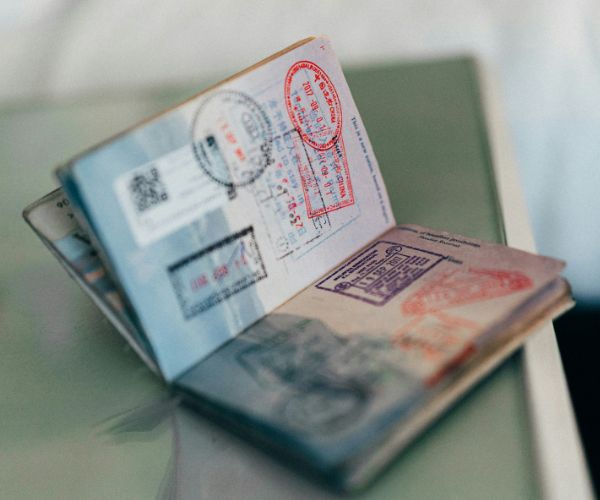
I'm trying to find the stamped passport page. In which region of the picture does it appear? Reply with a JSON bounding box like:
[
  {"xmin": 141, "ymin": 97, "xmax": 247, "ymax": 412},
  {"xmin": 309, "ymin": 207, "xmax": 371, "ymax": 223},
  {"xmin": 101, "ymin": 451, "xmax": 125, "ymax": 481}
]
[
  {"xmin": 176, "ymin": 223, "xmax": 567, "ymax": 478},
  {"xmin": 57, "ymin": 37, "xmax": 394, "ymax": 381}
]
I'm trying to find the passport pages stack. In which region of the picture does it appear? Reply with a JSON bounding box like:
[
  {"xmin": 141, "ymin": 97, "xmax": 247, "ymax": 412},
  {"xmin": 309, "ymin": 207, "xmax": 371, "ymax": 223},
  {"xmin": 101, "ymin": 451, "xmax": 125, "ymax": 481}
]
[{"xmin": 23, "ymin": 36, "xmax": 573, "ymax": 491}]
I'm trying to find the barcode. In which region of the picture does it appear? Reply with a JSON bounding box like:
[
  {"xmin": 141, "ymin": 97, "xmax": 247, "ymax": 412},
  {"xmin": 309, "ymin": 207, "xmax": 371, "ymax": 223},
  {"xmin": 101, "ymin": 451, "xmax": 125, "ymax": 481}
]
[{"xmin": 128, "ymin": 166, "xmax": 168, "ymax": 213}]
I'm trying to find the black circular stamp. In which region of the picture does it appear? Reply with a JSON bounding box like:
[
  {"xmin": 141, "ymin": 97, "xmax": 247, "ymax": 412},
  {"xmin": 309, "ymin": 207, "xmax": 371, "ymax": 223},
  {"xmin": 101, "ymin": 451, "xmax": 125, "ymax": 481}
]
[{"xmin": 191, "ymin": 90, "xmax": 273, "ymax": 189}]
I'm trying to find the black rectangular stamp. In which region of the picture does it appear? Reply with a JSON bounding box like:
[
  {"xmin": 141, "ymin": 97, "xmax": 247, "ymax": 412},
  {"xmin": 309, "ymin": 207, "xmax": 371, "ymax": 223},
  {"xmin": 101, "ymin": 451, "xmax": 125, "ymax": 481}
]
[
  {"xmin": 315, "ymin": 240, "xmax": 445, "ymax": 306},
  {"xmin": 168, "ymin": 226, "xmax": 267, "ymax": 320}
]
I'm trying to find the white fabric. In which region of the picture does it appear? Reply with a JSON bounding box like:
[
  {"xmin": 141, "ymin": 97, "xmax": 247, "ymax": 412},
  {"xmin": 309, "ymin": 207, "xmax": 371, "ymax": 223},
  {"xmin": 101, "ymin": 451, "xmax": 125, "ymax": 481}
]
[{"xmin": 3, "ymin": 0, "xmax": 599, "ymax": 300}]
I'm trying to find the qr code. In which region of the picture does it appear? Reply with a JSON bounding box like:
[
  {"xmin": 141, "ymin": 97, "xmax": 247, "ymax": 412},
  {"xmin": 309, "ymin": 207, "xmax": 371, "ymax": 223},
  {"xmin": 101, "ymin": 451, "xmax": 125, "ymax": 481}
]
[{"xmin": 128, "ymin": 166, "xmax": 168, "ymax": 213}]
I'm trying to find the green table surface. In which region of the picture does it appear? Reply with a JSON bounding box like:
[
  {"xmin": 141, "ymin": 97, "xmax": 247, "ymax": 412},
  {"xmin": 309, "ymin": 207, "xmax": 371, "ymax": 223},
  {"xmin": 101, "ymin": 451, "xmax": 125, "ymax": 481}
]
[{"xmin": 1, "ymin": 57, "xmax": 538, "ymax": 499}]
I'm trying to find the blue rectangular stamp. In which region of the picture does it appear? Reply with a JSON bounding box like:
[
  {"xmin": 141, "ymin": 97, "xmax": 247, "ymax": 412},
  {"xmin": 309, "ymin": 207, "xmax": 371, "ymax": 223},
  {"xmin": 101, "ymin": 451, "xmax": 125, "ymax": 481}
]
[
  {"xmin": 315, "ymin": 240, "xmax": 446, "ymax": 306},
  {"xmin": 168, "ymin": 226, "xmax": 267, "ymax": 319}
]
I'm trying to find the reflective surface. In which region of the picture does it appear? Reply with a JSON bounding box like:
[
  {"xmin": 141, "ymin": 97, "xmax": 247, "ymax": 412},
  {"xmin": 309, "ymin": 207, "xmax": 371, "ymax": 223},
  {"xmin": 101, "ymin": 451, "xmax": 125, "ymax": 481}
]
[{"xmin": 1, "ymin": 58, "xmax": 538, "ymax": 498}]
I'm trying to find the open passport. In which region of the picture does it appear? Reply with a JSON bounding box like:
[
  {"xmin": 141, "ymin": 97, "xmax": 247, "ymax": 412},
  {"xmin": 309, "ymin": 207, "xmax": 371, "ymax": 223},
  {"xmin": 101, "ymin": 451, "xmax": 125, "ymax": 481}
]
[{"xmin": 23, "ymin": 37, "xmax": 573, "ymax": 491}]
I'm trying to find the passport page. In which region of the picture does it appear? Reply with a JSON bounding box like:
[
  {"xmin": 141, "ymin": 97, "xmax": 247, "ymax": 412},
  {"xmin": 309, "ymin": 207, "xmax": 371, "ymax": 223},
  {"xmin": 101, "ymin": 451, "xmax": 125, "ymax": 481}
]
[
  {"xmin": 176, "ymin": 224, "xmax": 571, "ymax": 489},
  {"xmin": 56, "ymin": 37, "xmax": 394, "ymax": 381},
  {"xmin": 23, "ymin": 189, "xmax": 158, "ymax": 372}
]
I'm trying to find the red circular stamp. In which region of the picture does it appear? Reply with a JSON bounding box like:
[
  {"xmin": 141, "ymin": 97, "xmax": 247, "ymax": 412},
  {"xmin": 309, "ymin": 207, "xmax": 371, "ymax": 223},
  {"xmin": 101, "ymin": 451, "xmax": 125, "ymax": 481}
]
[{"xmin": 284, "ymin": 60, "xmax": 342, "ymax": 151}]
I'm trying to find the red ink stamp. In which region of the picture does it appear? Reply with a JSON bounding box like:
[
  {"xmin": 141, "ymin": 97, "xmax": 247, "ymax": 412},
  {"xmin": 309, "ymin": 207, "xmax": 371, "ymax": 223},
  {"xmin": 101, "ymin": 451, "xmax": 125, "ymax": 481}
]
[
  {"xmin": 291, "ymin": 132, "xmax": 354, "ymax": 218},
  {"xmin": 401, "ymin": 267, "xmax": 533, "ymax": 316},
  {"xmin": 284, "ymin": 60, "xmax": 342, "ymax": 151},
  {"xmin": 392, "ymin": 312, "xmax": 480, "ymax": 386}
]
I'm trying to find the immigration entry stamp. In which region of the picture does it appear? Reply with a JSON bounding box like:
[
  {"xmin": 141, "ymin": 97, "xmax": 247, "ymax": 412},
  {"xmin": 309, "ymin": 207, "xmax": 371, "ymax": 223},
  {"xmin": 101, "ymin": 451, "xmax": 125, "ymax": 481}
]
[
  {"xmin": 249, "ymin": 125, "xmax": 359, "ymax": 262},
  {"xmin": 168, "ymin": 226, "xmax": 267, "ymax": 320},
  {"xmin": 392, "ymin": 312, "xmax": 480, "ymax": 386},
  {"xmin": 401, "ymin": 267, "xmax": 533, "ymax": 316},
  {"xmin": 191, "ymin": 90, "xmax": 273, "ymax": 189},
  {"xmin": 316, "ymin": 240, "xmax": 446, "ymax": 306},
  {"xmin": 290, "ymin": 132, "xmax": 354, "ymax": 219},
  {"xmin": 284, "ymin": 60, "xmax": 342, "ymax": 151}
]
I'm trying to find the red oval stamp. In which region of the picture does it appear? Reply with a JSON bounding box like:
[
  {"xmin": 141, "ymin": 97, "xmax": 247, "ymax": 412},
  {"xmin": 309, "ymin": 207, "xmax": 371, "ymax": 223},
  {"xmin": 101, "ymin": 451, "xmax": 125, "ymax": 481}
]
[{"xmin": 284, "ymin": 60, "xmax": 342, "ymax": 151}]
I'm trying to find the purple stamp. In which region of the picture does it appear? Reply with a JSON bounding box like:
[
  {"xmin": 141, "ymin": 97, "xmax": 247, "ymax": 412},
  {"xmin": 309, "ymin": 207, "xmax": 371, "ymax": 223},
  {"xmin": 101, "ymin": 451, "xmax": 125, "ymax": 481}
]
[{"xmin": 315, "ymin": 240, "xmax": 446, "ymax": 306}]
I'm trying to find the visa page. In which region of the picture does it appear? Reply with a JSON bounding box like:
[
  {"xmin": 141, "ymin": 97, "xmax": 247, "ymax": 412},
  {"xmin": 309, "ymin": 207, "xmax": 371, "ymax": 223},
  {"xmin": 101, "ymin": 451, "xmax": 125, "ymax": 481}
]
[
  {"xmin": 176, "ymin": 224, "xmax": 569, "ymax": 487},
  {"xmin": 58, "ymin": 37, "xmax": 394, "ymax": 380}
]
